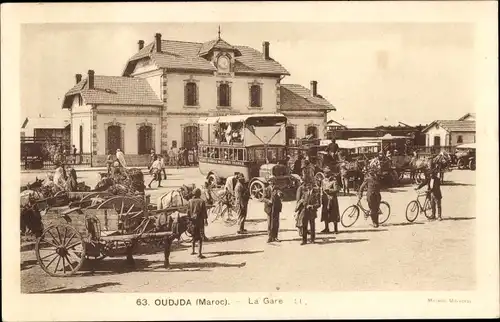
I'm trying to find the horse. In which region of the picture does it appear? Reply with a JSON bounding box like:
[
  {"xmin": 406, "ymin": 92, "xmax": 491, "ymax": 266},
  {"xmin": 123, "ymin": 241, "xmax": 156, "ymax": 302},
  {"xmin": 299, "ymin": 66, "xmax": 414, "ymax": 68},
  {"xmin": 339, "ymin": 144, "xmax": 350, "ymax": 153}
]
[
  {"xmin": 20, "ymin": 190, "xmax": 45, "ymax": 237},
  {"xmin": 409, "ymin": 151, "xmax": 451, "ymax": 183},
  {"xmin": 20, "ymin": 177, "xmax": 44, "ymax": 193}
]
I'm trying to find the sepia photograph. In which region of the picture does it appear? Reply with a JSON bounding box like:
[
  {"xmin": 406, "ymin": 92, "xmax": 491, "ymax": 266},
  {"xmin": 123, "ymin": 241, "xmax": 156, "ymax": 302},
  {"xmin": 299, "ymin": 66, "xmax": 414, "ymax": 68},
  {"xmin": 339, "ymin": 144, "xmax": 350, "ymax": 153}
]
[{"xmin": 2, "ymin": 2, "xmax": 498, "ymax": 321}]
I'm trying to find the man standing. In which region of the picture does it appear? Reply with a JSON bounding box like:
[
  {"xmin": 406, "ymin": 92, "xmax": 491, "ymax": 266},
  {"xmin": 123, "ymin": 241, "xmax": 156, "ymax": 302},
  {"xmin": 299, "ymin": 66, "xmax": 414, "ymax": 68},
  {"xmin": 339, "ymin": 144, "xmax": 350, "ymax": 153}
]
[
  {"xmin": 148, "ymin": 149, "xmax": 156, "ymax": 170},
  {"xmin": 320, "ymin": 167, "xmax": 341, "ymax": 234},
  {"xmin": 262, "ymin": 178, "xmax": 283, "ymax": 243},
  {"xmin": 234, "ymin": 174, "xmax": 250, "ymax": 234},
  {"xmin": 296, "ymin": 182, "xmax": 320, "ymax": 245},
  {"xmin": 301, "ymin": 158, "xmax": 315, "ymax": 185},
  {"xmin": 327, "ymin": 138, "xmax": 340, "ymax": 155},
  {"xmin": 106, "ymin": 150, "xmax": 114, "ymax": 174},
  {"xmin": 357, "ymin": 171, "xmax": 382, "ymax": 228},
  {"xmin": 416, "ymin": 170, "xmax": 443, "ymax": 220},
  {"xmin": 148, "ymin": 155, "xmax": 162, "ymax": 188},
  {"xmin": 72, "ymin": 145, "xmax": 77, "ymax": 164},
  {"xmin": 187, "ymin": 188, "xmax": 208, "ymax": 259}
]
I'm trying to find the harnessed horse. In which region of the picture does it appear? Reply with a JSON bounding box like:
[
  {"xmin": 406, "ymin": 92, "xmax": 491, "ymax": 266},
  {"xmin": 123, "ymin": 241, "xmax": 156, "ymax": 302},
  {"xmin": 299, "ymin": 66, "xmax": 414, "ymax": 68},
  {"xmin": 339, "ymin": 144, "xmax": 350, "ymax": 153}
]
[{"xmin": 409, "ymin": 151, "xmax": 451, "ymax": 183}]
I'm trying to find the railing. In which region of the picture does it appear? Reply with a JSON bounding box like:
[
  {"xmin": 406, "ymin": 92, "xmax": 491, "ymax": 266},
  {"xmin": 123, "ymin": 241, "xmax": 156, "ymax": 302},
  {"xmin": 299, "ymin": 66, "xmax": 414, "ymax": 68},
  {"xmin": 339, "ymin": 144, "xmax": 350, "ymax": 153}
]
[{"xmin": 21, "ymin": 153, "xmax": 93, "ymax": 170}]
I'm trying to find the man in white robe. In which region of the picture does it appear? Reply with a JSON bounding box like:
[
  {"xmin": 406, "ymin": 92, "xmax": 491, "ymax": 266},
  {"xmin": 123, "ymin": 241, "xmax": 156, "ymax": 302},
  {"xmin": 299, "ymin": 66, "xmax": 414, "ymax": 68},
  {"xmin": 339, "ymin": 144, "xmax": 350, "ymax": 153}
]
[{"xmin": 116, "ymin": 149, "xmax": 127, "ymax": 168}]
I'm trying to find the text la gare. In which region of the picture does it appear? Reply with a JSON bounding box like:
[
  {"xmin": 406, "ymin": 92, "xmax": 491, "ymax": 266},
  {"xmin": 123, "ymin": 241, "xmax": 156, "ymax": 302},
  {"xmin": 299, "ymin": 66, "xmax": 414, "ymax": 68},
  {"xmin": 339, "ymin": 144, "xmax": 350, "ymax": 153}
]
[{"xmin": 248, "ymin": 297, "xmax": 283, "ymax": 305}]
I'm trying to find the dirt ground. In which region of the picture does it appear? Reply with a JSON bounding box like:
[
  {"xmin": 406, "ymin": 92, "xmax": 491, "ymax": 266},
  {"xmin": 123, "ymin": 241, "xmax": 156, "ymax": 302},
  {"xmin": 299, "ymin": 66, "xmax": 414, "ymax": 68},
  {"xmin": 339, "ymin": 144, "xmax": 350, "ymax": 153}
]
[{"xmin": 20, "ymin": 168, "xmax": 475, "ymax": 293}]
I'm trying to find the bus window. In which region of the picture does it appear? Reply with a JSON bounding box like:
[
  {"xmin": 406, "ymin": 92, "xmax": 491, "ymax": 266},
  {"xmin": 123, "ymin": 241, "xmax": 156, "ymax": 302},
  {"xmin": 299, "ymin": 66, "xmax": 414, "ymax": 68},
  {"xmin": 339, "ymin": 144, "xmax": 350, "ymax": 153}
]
[{"xmin": 236, "ymin": 148, "xmax": 244, "ymax": 161}]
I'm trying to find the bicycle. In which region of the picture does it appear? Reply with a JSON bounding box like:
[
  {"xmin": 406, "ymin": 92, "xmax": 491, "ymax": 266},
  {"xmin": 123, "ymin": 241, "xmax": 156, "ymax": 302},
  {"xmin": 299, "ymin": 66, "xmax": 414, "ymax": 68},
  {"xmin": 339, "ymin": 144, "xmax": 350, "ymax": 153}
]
[
  {"xmin": 405, "ymin": 191, "xmax": 434, "ymax": 222},
  {"xmin": 208, "ymin": 191, "xmax": 238, "ymax": 226},
  {"xmin": 341, "ymin": 198, "xmax": 391, "ymax": 228}
]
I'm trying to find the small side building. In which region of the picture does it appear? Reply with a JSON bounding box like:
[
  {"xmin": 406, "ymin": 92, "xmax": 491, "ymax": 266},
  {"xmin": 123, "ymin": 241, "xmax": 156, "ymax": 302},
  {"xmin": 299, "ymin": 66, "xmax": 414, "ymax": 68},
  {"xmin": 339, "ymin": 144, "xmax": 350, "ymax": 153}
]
[{"xmin": 421, "ymin": 113, "xmax": 476, "ymax": 147}]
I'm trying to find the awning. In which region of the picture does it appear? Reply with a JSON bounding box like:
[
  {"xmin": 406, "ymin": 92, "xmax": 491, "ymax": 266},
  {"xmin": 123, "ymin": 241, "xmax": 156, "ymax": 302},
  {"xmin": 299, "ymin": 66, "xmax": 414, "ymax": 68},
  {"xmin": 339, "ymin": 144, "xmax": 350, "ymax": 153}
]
[
  {"xmin": 457, "ymin": 143, "xmax": 476, "ymax": 149},
  {"xmin": 198, "ymin": 113, "xmax": 286, "ymax": 124},
  {"xmin": 320, "ymin": 139, "xmax": 379, "ymax": 149}
]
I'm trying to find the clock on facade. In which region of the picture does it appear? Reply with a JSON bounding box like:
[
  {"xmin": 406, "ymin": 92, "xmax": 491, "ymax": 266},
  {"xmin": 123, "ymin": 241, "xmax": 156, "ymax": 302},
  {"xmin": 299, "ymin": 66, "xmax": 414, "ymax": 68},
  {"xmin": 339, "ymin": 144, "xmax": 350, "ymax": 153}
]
[{"xmin": 217, "ymin": 56, "xmax": 230, "ymax": 71}]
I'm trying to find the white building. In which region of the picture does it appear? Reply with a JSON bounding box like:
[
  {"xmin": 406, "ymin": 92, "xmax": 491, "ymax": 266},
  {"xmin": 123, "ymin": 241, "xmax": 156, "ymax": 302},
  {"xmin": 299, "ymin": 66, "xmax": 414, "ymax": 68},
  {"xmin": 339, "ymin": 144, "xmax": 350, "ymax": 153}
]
[
  {"xmin": 62, "ymin": 32, "xmax": 335, "ymax": 166},
  {"xmin": 422, "ymin": 113, "xmax": 476, "ymax": 147}
]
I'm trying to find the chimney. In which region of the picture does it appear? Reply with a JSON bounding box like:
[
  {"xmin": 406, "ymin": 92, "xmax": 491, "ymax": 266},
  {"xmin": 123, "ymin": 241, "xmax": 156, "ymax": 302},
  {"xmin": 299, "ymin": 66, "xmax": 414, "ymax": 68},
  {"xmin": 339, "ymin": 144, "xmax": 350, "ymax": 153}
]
[
  {"xmin": 155, "ymin": 33, "xmax": 162, "ymax": 53},
  {"xmin": 310, "ymin": 80, "xmax": 318, "ymax": 97},
  {"xmin": 88, "ymin": 70, "xmax": 95, "ymax": 89},
  {"xmin": 262, "ymin": 41, "xmax": 270, "ymax": 60},
  {"xmin": 138, "ymin": 40, "xmax": 144, "ymax": 50},
  {"xmin": 75, "ymin": 74, "xmax": 82, "ymax": 84}
]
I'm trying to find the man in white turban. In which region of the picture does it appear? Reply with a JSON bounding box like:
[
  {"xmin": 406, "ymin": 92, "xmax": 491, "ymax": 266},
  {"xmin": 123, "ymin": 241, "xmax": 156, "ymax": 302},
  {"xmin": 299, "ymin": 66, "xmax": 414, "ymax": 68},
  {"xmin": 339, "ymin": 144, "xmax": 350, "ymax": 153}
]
[{"xmin": 116, "ymin": 149, "xmax": 127, "ymax": 168}]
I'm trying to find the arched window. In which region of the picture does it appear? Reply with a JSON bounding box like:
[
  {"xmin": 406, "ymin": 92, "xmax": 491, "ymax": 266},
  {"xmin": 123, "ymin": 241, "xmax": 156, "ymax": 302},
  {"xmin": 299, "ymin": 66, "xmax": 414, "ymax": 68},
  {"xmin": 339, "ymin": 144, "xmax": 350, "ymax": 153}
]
[
  {"xmin": 457, "ymin": 135, "xmax": 463, "ymax": 144},
  {"xmin": 286, "ymin": 125, "xmax": 296, "ymax": 144},
  {"xmin": 184, "ymin": 82, "xmax": 198, "ymax": 106},
  {"xmin": 218, "ymin": 83, "xmax": 231, "ymax": 107},
  {"xmin": 250, "ymin": 85, "xmax": 261, "ymax": 107},
  {"xmin": 138, "ymin": 125, "xmax": 153, "ymax": 155},
  {"xmin": 107, "ymin": 125, "xmax": 122, "ymax": 153},
  {"xmin": 183, "ymin": 125, "xmax": 199, "ymax": 150},
  {"xmin": 306, "ymin": 126, "xmax": 318, "ymax": 139}
]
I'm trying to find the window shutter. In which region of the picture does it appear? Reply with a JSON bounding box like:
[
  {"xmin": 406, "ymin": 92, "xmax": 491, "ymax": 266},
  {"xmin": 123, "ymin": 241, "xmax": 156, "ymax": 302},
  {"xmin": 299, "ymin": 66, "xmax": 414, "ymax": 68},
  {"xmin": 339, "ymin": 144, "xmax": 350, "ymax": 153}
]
[
  {"xmin": 121, "ymin": 127, "xmax": 125, "ymax": 152},
  {"xmin": 184, "ymin": 84, "xmax": 188, "ymax": 106},
  {"xmin": 104, "ymin": 126, "xmax": 108, "ymax": 154},
  {"xmin": 195, "ymin": 83, "xmax": 199, "ymax": 106},
  {"xmin": 228, "ymin": 85, "xmax": 232, "ymax": 107}
]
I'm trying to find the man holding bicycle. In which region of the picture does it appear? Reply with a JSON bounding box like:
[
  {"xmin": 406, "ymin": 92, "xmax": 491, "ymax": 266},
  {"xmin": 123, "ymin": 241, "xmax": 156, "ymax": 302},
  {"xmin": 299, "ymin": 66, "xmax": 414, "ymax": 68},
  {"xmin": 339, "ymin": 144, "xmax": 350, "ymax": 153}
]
[
  {"xmin": 357, "ymin": 170, "xmax": 382, "ymax": 228},
  {"xmin": 415, "ymin": 169, "xmax": 442, "ymax": 221}
]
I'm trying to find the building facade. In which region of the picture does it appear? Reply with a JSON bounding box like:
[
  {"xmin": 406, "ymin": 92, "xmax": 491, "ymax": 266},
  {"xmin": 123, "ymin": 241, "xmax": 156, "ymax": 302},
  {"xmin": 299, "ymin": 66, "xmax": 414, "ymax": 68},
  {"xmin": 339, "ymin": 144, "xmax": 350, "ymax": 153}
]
[
  {"xmin": 62, "ymin": 32, "xmax": 335, "ymax": 166},
  {"xmin": 422, "ymin": 116, "xmax": 476, "ymax": 147}
]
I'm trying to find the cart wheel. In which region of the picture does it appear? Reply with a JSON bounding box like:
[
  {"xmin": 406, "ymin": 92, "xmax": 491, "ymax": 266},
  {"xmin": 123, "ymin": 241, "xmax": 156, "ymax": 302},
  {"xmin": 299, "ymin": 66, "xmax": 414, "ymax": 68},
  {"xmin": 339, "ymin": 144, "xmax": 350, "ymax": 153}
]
[
  {"xmin": 414, "ymin": 172, "xmax": 424, "ymax": 184},
  {"xmin": 180, "ymin": 230, "xmax": 193, "ymax": 243},
  {"xmin": 341, "ymin": 205, "xmax": 360, "ymax": 228},
  {"xmin": 405, "ymin": 200, "xmax": 420, "ymax": 223},
  {"xmin": 35, "ymin": 224, "xmax": 86, "ymax": 277},
  {"xmin": 249, "ymin": 181, "xmax": 265, "ymax": 200},
  {"xmin": 378, "ymin": 201, "xmax": 391, "ymax": 225},
  {"xmin": 457, "ymin": 159, "xmax": 465, "ymax": 170}
]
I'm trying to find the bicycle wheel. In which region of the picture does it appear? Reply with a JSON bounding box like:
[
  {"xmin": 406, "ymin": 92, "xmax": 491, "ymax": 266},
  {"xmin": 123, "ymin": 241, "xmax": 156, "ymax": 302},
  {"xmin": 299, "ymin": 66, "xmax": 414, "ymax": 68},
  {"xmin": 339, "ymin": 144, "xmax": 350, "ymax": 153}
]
[
  {"xmin": 220, "ymin": 204, "xmax": 238, "ymax": 227},
  {"xmin": 405, "ymin": 200, "xmax": 420, "ymax": 223},
  {"xmin": 341, "ymin": 205, "xmax": 360, "ymax": 228},
  {"xmin": 378, "ymin": 201, "xmax": 391, "ymax": 225},
  {"xmin": 422, "ymin": 197, "xmax": 434, "ymax": 219},
  {"xmin": 209, "ymin": 202, "xmax": 224, "ymax": 223}
]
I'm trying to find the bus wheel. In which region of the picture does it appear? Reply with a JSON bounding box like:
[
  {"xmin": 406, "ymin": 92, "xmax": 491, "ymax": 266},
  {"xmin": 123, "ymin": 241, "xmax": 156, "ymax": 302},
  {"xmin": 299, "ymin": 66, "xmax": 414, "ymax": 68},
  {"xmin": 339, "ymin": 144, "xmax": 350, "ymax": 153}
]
[
  {"xmin": 250, "ymin": 181, "xmax": 265, "ymax": 200},
  {"xmin": 207, "ymin": 174, "xmax": 218, "ymax": 187}
]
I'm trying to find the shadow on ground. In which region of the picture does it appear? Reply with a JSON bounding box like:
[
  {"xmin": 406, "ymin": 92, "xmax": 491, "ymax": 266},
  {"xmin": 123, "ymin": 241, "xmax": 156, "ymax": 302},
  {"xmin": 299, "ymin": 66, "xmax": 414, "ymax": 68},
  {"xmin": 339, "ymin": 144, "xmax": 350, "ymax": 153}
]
[
  {"xmin": 204, "ymin": 250, "xmax": 263, "ymax": 258},
  {"xmin": 38, "ymin": 282, "xmax": 121, "ymax": 293},
  {"xmin": 384, "ymin": 222, "xmax": 425, "ymax": 227},
  {"xmin": 21, "ymin": 259, "xmax": 39, "ymax": 271},
  {"xmin": 443, "ymin": 217, "xmax": 475, "ymax": 221},
  {"xmin": 278, "ymin": 236, "xmax": 369, "ymax": 244},
  {"xmin": 441, "ymin": 182, "xmax": 475, "ymax": 187}
]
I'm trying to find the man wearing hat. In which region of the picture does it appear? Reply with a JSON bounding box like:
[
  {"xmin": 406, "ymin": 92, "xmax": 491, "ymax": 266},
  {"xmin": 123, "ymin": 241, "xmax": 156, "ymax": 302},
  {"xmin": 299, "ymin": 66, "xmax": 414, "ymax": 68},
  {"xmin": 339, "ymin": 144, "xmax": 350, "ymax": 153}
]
[
  {"xmin": 234, "ymin": 173, "xmax": 250, "ymax": 234},
  {"xmin": 262, "ymin": 177, "xmax": 283, "ymax": 243},
  {"xmin": 320, "ymin": 166, "xmax": 341, "ymax": 234},
  {"xmin": 357, "ymin": 170, "xmax": 382, "ymax": 228},
  {"xmin": 301, "ymin": 158, "xmax": 315, "ymax": 186},
  {"xmin": 416, "ymin": 169, "xmax": 443, "ymax": 220},
  {"xmin": 187, "ymin": 188, "xmax": 209, "ymax": 258},
  {"xmin": 296, "ymin": 181, "xmax": 320, "ymax": 245}
]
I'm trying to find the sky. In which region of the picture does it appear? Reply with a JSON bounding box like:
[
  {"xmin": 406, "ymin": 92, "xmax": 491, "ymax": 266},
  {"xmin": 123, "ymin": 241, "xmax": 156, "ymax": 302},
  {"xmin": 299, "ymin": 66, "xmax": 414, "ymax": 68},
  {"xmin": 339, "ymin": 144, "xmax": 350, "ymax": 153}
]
[{"xmin": 21, "ymin": 22, "xmax": 475, "ymax": 127}]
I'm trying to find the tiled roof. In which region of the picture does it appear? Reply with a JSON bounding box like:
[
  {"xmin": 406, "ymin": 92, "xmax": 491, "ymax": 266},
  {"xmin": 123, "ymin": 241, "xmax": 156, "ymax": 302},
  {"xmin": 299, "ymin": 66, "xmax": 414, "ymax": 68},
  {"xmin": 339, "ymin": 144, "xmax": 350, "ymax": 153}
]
[
  {"xmin": 123, "ymin": 39, "xmax": 289, "ymax": 76},
  {"xmin": 280, "ymin": 84, "xmax": 335, "ymax": 111},
  {"xmin": 423, "ymin": 120, "xmax": 476, "ymax": 133},
  {"xmin": 62, "ymin": 75, "xmax": 163, "ymax": 108},
  {"xmin": 198, "ymin": 38, "xmax": 240, "ymax": 56}
]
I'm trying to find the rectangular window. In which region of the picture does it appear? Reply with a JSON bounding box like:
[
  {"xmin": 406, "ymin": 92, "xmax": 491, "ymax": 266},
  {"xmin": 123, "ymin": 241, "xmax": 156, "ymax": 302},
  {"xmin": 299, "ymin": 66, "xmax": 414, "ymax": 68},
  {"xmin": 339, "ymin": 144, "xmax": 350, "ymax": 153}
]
[
  {"xmin": 184, "ymin": 82, "xmax": 198, "ymax": 106},
  {"xmin": 249, "ymin": 85, "xmax": 262, "ymax": 107},
  {"xmin": 218, "ymin": 83, "xmax": 231, "ymax": 107}
]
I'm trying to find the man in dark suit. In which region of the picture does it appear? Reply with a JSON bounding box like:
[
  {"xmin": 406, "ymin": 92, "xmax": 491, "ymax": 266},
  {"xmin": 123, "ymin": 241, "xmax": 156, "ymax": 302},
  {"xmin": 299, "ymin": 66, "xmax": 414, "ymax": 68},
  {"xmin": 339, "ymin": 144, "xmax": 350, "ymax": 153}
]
[
  {"xmin": 262, "ymin": 178, "xmax": 283, "ymax": 243},
  {"xmin": 416, "ymin": 170, "xmax": 443, "ymax": 220},
  {"xmin": 234, "ymin": 174, "xmax": 250, "ymax": 234},
  {"xmin": 296, "ymin": 182, "xmax": 320, "ymax": 245}
]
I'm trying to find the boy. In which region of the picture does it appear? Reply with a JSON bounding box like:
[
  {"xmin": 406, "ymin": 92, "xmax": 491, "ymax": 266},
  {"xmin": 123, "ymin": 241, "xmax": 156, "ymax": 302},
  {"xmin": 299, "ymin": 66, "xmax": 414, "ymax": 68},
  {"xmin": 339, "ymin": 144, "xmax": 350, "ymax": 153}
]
[
  {"xmin": 148, "ymin": 155, "xmax": 163, "ymax": 188},
  {"xmin": 187, "ymin": 188, "xmax": 208, "ymax": 258},
  {"xmin": 416, "ymin": 169, "xmax": 443, "ymax": 220}
]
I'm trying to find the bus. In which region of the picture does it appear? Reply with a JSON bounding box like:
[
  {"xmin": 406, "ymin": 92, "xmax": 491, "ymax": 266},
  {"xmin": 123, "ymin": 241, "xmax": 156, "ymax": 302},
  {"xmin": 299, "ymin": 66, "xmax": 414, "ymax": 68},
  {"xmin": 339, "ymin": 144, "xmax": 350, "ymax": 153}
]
[{"xmin": 197, "ymin": 113, "xmax": 300, "ymax": 199}]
